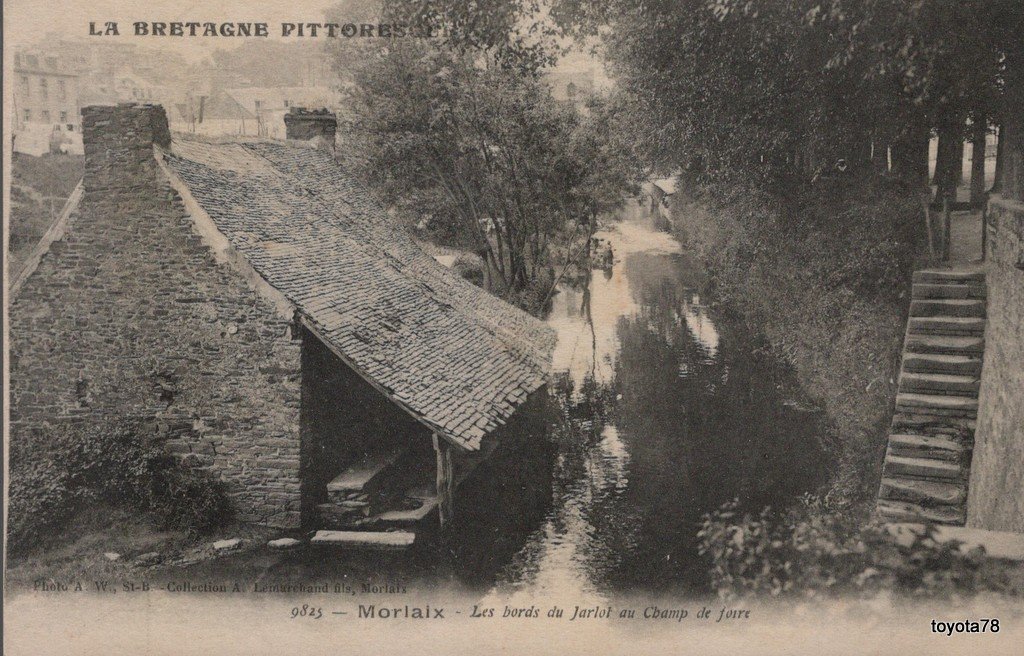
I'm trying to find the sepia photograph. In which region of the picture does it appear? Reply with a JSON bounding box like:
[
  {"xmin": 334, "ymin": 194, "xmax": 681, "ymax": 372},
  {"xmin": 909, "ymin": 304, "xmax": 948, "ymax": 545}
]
[{"xmin": 3, "ymin": 1, "xmax": 1024, "ymax": 653}]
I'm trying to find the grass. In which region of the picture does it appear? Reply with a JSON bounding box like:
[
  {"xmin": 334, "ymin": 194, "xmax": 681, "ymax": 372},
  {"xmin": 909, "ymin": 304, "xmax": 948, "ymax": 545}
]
[
  {"xmin": 7, "ymin": 152, "xmax": 84, "ymax": 277},
  {"xmin": 4, "ymin": 504, "xmax": 464, "ymax": 596}
]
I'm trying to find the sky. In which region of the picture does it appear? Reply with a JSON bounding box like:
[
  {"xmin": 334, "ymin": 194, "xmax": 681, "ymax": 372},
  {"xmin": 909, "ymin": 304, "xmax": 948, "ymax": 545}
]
[
  {"xmin": 4, "ymin": 0, "xmax": 348, "ymax": 61},
  {"xmin": 3, "ymin": 0, "xmax": 610, "ymax": 82}
]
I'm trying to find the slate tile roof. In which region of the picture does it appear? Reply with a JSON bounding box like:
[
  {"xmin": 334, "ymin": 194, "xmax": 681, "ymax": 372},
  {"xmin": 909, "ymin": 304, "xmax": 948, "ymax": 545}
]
[{"xmin": 160, "ymin": 135, "xmax": 555, "ymax": 451}]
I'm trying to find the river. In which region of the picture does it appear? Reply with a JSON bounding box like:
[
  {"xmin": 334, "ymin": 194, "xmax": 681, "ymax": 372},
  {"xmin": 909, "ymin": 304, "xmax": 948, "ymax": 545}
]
[
  {"xmin": 465, "ymin": 200, "xmax": 830, "ymax": 600},
  {"xmin": 186, "ymin": 200, "xmax": 830, "ymax": 599}
]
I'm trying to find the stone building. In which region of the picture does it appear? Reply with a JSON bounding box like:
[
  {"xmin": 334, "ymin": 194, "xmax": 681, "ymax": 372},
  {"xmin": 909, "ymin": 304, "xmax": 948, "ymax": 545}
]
[
  {"xmin": 12, "ymin": 49, "xmax": 83, "ymax": 155},
  {"xmin": 8, "ymin": 104, "xmax": 555, "ymax": 537}
]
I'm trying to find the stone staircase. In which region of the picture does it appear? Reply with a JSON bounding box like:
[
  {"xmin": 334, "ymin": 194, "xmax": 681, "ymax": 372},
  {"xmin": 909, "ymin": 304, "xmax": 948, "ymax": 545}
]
[{"xmin": 876, "ymin": 266, "xmax": 986, "ymax": 525}]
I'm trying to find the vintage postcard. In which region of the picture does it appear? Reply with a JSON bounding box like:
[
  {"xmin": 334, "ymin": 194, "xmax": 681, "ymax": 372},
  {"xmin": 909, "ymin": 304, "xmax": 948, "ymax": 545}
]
[{"xmin": 3, "ymin": 1, "xmax": 1024, "ymax": 654}]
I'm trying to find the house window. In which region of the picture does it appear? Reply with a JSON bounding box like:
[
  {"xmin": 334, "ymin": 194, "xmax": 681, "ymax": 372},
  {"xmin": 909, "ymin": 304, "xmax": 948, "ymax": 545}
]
[
  {"xmin": 26, "ymin": 54, "xmax": 38, "ymax": 68},
  {"xmin": 254, "ymin": 99, "xmax": 262, "ymax": 112},
  {"xmin": 58, "ymin": 79, "xmax": 66, "ymax": 99},
  {"xmin": 23, "ymin": 109, "xmax": 31, "ymax": 122},
  {"xmin": 60, "ymin": 111, "xmax": 68, "ymax": 122},
  {"xmin": 41, "ymin": 110, "xmax": 51, "ymax": 122},
  {"xmin": 45, "ymin": 56, "xmax": 58, "ymax": 69},
  {"xmin": 284, "ymin": 100, "xmax": 291, "ymax": 108},
  {"xmin": 39, "ymin": 78, "xmax": 48, "ymax": 98},
  {"xmin": 20, "ymin": 75, "xmax": 29, "ymax": 92}
]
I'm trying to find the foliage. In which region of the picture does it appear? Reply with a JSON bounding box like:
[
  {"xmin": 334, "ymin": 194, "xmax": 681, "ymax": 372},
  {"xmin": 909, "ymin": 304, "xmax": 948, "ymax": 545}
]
[
  {"xmin": 7, "ymin": 423, "xmax": 232, "ymax": 555},
  {"xmin": 340, "ymin": 38, "xmax": 641, "ymax": 308},
  {"xmin": 382, "ymin": 0, "xmax": 562, "ymax": 72},
  {"xmin": 550, "ymin": 0, "xmax": 1023, "ymax": 190},
  {"xmin": 698, "ymin": 497, "xmax": 1021, "ymax": 599}
]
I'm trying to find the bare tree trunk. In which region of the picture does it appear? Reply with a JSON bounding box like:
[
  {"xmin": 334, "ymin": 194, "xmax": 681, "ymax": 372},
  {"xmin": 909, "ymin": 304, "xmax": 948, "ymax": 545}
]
[
  {"xmin": 952, "ymin": 136, "xmax": 965, "ymax": 188},
  {"xmin": 892, "ymin": 122, "xmax": 929, "ymax": 187},
  {"xmin": 970, "ymin": 120, "xmax": 987, "ymax": 205},
  {"xmin": 933, "ymin": 118, "xmax": 963, "ymax": 203}
]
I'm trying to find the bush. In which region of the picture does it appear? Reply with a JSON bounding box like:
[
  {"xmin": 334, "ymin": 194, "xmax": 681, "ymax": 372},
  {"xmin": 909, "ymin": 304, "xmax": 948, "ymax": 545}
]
[
  {"xmin": 8, "ymin": 422, "xmax": 232, "ymax": 554},
  {"xmin": 697, "ymin": 498, "xmax": 1018, "ymax": 600}
]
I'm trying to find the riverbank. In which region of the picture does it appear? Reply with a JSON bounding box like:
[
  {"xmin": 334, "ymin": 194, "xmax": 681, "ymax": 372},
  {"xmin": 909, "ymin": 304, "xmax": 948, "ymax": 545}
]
[{"xmin": 668, "ymin": 178, "xmax": 921, "ymax": 515}]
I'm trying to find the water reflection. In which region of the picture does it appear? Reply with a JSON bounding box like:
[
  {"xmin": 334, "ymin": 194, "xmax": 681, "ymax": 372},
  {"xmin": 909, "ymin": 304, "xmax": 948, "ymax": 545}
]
[
  {"xmin": 205, "ymin": 205, "xmax": 829, "ymax": 600},
  {"xmin": 485, "ymin": 206, "xmax": 829, "ymax": 600}
]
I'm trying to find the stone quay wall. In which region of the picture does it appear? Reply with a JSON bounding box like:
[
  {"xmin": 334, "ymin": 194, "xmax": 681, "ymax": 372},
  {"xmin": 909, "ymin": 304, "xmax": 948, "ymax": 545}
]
[{"xmin": 968, "ymin": 194, "xmax": 1024, "ymax": 532}]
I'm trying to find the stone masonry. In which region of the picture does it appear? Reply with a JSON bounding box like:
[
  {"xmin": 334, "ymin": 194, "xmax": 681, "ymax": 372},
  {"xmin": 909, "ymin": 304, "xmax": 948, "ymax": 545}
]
[
  {"xmin": 966, "ymin": 58, "xmax": 1024, "ymax": 532},
  {"xmin": 8, "ymin": 103, "xmax": 304, "ymax": 527},
  {"xmin": 967, "ymin": 194, "xmax": 1024, "ymax": 532}
]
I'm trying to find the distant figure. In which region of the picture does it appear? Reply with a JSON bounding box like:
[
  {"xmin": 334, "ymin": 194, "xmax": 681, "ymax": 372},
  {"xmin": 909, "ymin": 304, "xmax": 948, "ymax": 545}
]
[{"xmin": 49, "ymin": 126, "xmax": 65, "ymax": 155}]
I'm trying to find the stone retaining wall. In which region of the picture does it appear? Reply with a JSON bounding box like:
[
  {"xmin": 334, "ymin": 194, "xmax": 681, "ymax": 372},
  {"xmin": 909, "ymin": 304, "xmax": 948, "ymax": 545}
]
[{"xmin": 968, "ymin": 194, "xmax": 1024, "ymax": 532}]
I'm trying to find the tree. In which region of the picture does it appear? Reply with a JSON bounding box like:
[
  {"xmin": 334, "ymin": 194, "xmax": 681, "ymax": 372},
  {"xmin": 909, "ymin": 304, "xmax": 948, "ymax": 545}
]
[
  {"xmin": 549, "ymin": 0, "xmax": 1023, "ymax": 200},
  {"xmin": 341, "ymin": 39, "xmax": 640, "ymax": 309}
]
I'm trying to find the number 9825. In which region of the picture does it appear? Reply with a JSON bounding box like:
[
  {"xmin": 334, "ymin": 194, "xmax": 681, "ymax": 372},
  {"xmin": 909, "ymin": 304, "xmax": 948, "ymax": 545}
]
[{"xmin": 291, "ymin": 604, "xmax": 323, "ymax": 619}]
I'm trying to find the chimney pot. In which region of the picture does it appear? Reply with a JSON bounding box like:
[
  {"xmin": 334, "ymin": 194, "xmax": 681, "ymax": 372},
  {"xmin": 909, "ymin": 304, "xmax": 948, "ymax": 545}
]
[{"xmin": 284, "ymin": 107, "xmax": 337, "ymax": 144}]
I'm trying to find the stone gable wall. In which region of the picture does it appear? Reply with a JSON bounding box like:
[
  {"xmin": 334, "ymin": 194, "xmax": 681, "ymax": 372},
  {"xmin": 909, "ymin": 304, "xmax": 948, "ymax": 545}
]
[{"xmin": 8, "ymin": 104, "xmax": 304, "ymax": 527}]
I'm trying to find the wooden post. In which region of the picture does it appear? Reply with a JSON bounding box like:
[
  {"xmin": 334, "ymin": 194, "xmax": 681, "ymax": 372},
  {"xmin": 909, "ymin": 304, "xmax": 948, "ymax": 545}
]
[
  {"xmin": 981, "ymin": 202, "xmax": 988, "ymax": 262},
  {"xmin": 432, "ymin": 433, "xmax": 454, "ymax": 528},
  {"xmin": 922, "ymin": 194, "xmax": 936, "ymax": 260},
  {"xmin": 942, "ymin": 197, "xmax": 952, "ymax": 261}
]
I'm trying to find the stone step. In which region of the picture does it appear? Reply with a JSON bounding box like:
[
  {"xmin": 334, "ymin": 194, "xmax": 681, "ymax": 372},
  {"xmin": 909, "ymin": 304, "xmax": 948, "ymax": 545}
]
[
  {"xmin": 887, "ymin": 433, "xmax": 966, "ymax": 462},
  {"xmin": 368, "ymin": 497, "xmax": 440, "ymax": 529},
  {"xmin": 877, "ymin": 499, "xmax": 965, "ymax": 525},
  {"xmin": 904, "ymin": 334, "xmax": 985, "ymax": 356},
  {"xmin": 326, "ymin": 447, "xmax": 405, "ymax": 499},
  {"xmin": 893, "ymin": 408, "xmax": 976, "ymax": 421},
  {"xmin": 908, "ymin": 316, "xmax": 985, "ymax": 336},
  {"xmin": 909, "ymin": 299, "xmax": 986, "ymax": 318},
  {"xmin": 887, "ymin": 525, "xmax": 1024, "ymax": 561},
  {"xmin": 310, "ymin": 530, "xmax": 416, "ymax": 550},
  {"xmin": 878, "ymin": 477, "xmax": 967, "ymax": 506},
  {"xmin": 913, "ymin": 268, "xmax": 985, "ymax": 285},
  {"xmin": 883, "ymin": 455, "xmax": 963, "ymax": 480},
  {"xmin": 898, "ymin": 372, "xmax": 979, "ymax": 396},
  {"xmin": 895, "ymin": 393, "xmax": 978, "ymax": 414},
  {"xmin": 912, "ymin": 283, "xmax": 986, "ymax": 300},
  {"xmin": 901, "ymin": 353, "xmax": 982, "ymax": 376},
  {"xmin": 891, "ymin": 413, "xmax": 975, "ymax": 436}
]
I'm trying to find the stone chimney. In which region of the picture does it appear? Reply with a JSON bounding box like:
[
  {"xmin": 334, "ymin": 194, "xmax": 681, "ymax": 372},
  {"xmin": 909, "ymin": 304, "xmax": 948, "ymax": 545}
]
[
  {"xmin": 283, "ymin": 107, "xmax": 337, "ymax": 146},
  {"xmin": 81, "ymin": 103, "xmax": 171, "ymax": 196}
]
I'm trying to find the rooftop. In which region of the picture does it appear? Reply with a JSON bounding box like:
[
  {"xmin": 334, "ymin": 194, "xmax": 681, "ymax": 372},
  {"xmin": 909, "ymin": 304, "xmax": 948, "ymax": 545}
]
[{"xmin": 160, "ymin": 135, "xmax": 555, "ymax": 451}]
